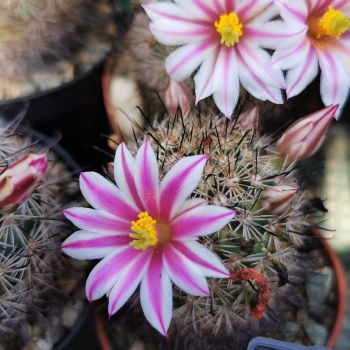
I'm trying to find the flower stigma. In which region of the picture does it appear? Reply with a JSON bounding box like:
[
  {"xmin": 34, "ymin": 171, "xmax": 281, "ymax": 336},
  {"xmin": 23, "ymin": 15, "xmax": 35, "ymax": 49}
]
[
  {"xmin": 215, "ymin": 12, "xmax": 243, "ymax": 47},
  {"xmin": 130, "ymin": 212, "xmax": 158, "ymax": 250},
  {"xmin": 313, "ymin": 6, "xmax": 350, "ymax": 39}
]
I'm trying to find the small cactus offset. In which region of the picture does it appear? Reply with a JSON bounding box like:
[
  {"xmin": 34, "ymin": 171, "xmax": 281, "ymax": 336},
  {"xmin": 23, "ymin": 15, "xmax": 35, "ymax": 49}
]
[
  {"xmin": 124, "ymin": 110, "xmax": 321, "ymax": 347},
  {"xmin": 0, "ymin": 125, "xmax": 76, "ymax": 342}
]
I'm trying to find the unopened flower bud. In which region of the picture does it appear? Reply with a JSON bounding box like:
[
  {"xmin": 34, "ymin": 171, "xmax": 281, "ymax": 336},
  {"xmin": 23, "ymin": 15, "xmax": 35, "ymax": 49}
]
[
  {"xmin": 165, "ymin": 78, "xmax": 194, "ymax": 117},
  {"xmin": 262, "ymin": 185, "xmax": 299, "ymax": 215},
  {"xmin": 0, "ymin": 153, "xmax": 48, "ymax": 213},
  {"xmin": 277, "ymin": 105, "xmax": 338, "ymax": 163}
]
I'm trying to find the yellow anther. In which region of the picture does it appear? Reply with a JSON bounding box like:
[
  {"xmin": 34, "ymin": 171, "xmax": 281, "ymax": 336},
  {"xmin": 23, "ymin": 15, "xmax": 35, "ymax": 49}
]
[
  {"xmin": 215, "ymin": 12, "xmax": 243, "ymax": 47},
  {"xmin": 316, "ymin": 6, "xmax": 350, "ymax": 39},
  {"xmin": 129, "ymin": 212, "xmax": 158, "ymax": 250}
]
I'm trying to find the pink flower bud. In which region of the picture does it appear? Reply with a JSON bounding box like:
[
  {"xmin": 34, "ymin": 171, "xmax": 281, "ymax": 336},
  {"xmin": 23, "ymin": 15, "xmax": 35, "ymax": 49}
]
[
  {"xmin": 262, "ymin": 185, "xmax": 299, "ymax": 215},
  {"xmin": 277, "ymin": 105, "xmax": 338, "ymax": 163},
  {"xmin": 165, "ymin": 78, "xmax": 194, "ymax": 117},
  {"xmin": 0, "ymin": 153, "xmax": 48, "ymax": 213},
  {"xmin": 237, "ymin": 106, "xmax": 260, "ymax": 130}
]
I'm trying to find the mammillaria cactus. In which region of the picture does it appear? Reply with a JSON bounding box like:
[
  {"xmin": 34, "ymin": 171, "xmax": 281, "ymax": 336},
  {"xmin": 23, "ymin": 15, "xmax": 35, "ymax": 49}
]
[
  {"xmin": 0, "ymin": 0, "xmax": 114, "ymax": 100},
  {"xmin": 0, "ymin": 124, "xmax": 81, "ymax": 348},
  {"xmin": 63, "ymin": 104, "xmax": 337, "ymax": 348}
]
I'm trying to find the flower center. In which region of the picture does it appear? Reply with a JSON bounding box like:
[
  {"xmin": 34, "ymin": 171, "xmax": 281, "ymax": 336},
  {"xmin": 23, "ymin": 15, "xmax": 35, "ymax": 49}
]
[
  {"xmin": 215, "ymin": 12, "xmax": 243, "ymax": 47},
  {"xmin": 130, "ymin": 212, "xmax": 158, "ymax": 250},
  {"xmin": 311, "ymin": 6, "xmax": 350, "ymax": 39}
]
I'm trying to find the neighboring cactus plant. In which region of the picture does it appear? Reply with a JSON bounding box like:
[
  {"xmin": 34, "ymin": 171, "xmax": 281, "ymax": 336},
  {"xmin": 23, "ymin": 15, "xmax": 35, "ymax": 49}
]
[
  {"xmin": 0, "ymin": 125, "xmax": 80, "ymax": 346},
  {"xmin": 121, "ymin": 110, "xmax": 326, "ymax": 348},
  {"xmin": 0, "ymin": 0, "xmax": 114, "ymax": 100}
]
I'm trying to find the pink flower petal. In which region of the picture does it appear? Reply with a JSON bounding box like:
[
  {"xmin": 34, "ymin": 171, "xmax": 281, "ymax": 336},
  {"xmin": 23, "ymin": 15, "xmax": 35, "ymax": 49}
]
[
  {"xmin": 80, "ymin": 172, "xmax": 139, "ymax": 221},
  {"xmin": 318, "ymin": 50, "xmax": 350, "ymax": 118},
  {"xmin": 171, "ymin": 205, "xmax": 236, "ymax": 240},
  {"xmin": 194, "ymin": 45, "xmax": 220, "ymax": 103},
  {"xmin": 134, "ymin": 140, "xmax": 160, "ymax": 217},
  {"xmin": 114, "ymin": 143, "xmax": 143, "ymax": 210},
  {"xmin": 150, "ymin": 20, "xmax": 210, "ymax": 46},
  {"xmin": 85, "ymin": 246, "xmax": 139, "ymax": 301},
  {"xmin": 245, "ymin": 21, "xmax": 307, "ymax": 49},
  {"xmin": 172, "ymin": 198, "xmax": 207, "ymax": 221},
  {"xmin": 143, "ymin": 2, "xmax": 202, "ymax": 23},
  {"xmin": 174, "ymin": 0, "xmax": 218, "ymax": 21},
  {"xmin": 274, "ymin": 0, "xmax": 308, "ymax": 24},
  {"xmin": 172, "ymin": 241, "xmax": 229, "ymax": 278},
  {"xmin": 166, "ymin": 39, "xmax": 217, "ymax": 81},
  {"xmin": 160, "ymin": 155, "xmax": 207, "ymax": 221},
  {"xmin": 62, "ymin": 230, "xmax": 131, "ymax": 260},
  {"xmin": 236, "ymin": 44, "xmax": 284, "ymax": 104},
  {"xmin": 163, "ymin": 245, "xmax": 210, "ymax": 296},
  {"xmin": 212, "ymin": 46, "xmax": 240, "ymax": 118},
  {"xmin": 236, "ymin": 0, "xmax": 272, "ymax": 23},
  {"xmin": 272, "ymin": 37, "xmax": 310, "ymax": 70},
  {"xmin": 64, "ymin": 208, "xmax": 131, "ymax": 235},
  {"xmin": 140, "ymin": 252, "xmax": 172, "ymax": 336},
  {"xmin": 108, "ymin": 250, "xmax": 152, "ymax": 317},
  {"xmin": 286, "ymin": 45, "xmax": 319, "ymax": 98}
]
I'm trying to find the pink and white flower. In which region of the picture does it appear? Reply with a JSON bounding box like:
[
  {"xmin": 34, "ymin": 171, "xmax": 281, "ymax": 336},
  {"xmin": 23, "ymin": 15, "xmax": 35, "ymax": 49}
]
[
  {"xmin": 62, "ymin": 141, "xmax": 235, "ymax": 336},
  {"xmin": 143, "ymin": 0, "xmax": 295, "ymax": 118},
  {"xmin": 273, "ymin": 0, "xmax": 350, "ymax": 116}
]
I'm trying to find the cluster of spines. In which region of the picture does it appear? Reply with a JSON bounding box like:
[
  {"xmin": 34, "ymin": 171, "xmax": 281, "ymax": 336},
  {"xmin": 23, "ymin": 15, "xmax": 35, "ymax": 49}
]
[{"xmin": 0, "ymin": 126, "xmax": 73, "ymax": 336}]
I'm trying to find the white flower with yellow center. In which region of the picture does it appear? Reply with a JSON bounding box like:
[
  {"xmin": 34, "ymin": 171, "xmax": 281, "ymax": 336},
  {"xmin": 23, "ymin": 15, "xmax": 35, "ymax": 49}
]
[
  {"xmin": 273, "ymin": 0, "xmax": 350, "ymax": 117},
  {"xmin": 144, "ymin": 0, "xmax": 301, "ymax": 118}
]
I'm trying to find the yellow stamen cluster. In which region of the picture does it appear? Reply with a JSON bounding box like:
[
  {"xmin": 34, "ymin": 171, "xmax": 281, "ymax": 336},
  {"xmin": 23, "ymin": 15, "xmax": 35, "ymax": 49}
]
[
  {"xmin": 130, "ymin": 212, "xmax": 158, "ymax": 250},
  {"xmin": 215, "ymin": 12, "xmax": 243, "ymax": 47},
  {"xmin": 317, "ymin": 6, "xmax": 350, "ymax": 39}
]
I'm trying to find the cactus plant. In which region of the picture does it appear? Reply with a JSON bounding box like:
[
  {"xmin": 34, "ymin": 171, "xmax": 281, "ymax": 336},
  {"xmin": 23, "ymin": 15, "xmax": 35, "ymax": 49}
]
[
  {"xmin": 0, "ymin": 123, "xmax": 83, "ymax": 348},
  {"xmin": 0, "ymin": 0, "xmax": 114, "ymax": 100},
  {"xmin": 113, "ymin": 110, "xmax": 330, "ymax": 349}
]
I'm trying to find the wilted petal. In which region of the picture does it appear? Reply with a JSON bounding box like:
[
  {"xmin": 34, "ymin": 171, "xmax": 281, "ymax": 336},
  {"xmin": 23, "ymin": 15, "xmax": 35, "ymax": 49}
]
[
  {"xmin": 172, "ymin": 241, "xmax": 229, "ymax": 278},
  {"xmin": 80, "ymin": 172, "xmax": 139, "ymax": 221},
  {"xmin": 108, "ymin": 250, "xmax": 152, "ymax": 316},
  {"xmin": 160, "ymin": 155, "xmax": 207, "ymax": 221},
  {"xmin": 64, "ymin": 208, "xmax": 130, "ymax": 235},
  {"xmin": 140, "ymin": 252, "xmax": 172, "ymax": 336},
  {"xmin": 62, "ymin": 230, "xmax": 131, "ymax": 260},
  {"xmin": 85, "ymin": 246, "xmax": 139, "ymax": 301},
  {"xmin": 171, "ymin": 205, "xmax": 236, "ymax": 240},
  {"xmin": 134, "ymin": 140, "xmax": 160, "ymax": 217},
  {"xmin": 163, "ymin": 245, "xmax": 210, "ymax": 296}
]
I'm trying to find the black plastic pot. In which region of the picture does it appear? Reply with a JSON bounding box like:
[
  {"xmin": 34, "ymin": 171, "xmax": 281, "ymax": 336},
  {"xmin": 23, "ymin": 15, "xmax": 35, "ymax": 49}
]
[
  {"xmin": 247, "ymin": 337, "xmax": 329, "ymax": 350},
  {"xmin": 1, "ymin": 61, "xmax": 111, "ymax": 170}
]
